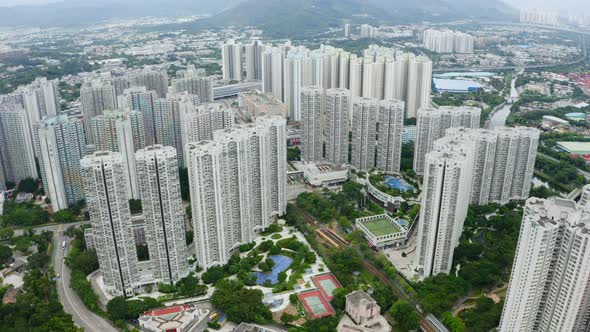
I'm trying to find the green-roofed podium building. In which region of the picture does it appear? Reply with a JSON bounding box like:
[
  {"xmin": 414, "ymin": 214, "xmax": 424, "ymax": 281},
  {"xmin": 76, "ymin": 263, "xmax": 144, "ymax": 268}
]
[{"xmin": 355, "ymin": 214, "xmax": 408, "ymax": 249}]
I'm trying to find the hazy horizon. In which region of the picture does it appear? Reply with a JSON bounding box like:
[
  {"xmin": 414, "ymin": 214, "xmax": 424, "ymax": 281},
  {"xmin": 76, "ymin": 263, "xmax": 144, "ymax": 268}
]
[{"xmin": 1, "ymin": 0, "xmax": 589, "ymax": 15}]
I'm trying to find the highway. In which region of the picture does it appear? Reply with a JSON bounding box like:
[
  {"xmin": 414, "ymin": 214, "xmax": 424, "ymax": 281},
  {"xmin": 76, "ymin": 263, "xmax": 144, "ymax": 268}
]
[{"xmin": 53, "ymin": 226, "xmax": 117, "ymax": 332}]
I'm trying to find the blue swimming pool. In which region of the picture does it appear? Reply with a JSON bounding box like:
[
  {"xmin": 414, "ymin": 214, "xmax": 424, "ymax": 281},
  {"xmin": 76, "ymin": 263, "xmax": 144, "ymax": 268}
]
[
  {"xmin": 383, "ymin": 176, "xmax": 415, "ymax": 192},
  {"xmin": 252, "ymin": 255, "xmax": 293, "ymax": 285}
]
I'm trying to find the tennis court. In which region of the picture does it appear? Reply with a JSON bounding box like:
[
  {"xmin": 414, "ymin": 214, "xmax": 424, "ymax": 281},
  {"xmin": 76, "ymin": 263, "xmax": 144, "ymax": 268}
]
[
  {"xmin": 298, "ymin": 290, "xmax": 334, "ymax": 319},
  {"xmin": 252, "ymin": 255, "xmax": 293, "ymax": 285},
  {"xmin": 312, "ymin": 273, "xmax": 342, "ymax": 301}
]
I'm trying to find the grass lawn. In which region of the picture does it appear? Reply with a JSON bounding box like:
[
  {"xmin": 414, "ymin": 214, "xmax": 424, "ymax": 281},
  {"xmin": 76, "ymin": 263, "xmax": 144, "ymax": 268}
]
[{"xmin": 361, "ymin": 218, "xmax": 401, "ymax": 237}]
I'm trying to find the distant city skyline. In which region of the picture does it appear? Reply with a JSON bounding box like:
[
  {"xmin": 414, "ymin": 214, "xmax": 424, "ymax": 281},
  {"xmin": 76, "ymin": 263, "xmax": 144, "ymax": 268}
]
[
  {"xmin": 503, "ymin": 0, "xmax": 590, "ymax": 13},
  {"xmin": 2, "ymin": 0, "xmax": 590, "ymax": 14}
]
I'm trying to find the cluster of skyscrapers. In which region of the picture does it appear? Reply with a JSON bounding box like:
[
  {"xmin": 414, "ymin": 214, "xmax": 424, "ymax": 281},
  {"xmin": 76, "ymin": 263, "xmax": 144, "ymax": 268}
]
[
  {"xmin": 520, "ymin": 8, "xmax": 560, "ymax": 26},
  {"xmin": 0, "ymin": 57, "xmax": 289, "ymax": 297},
  {"xmin": 422, "ymin": 29, "xmax": 475, "ymax": 54},
  {"xmin": 415, "ymin": 123, "xmax": 539, "ymax": 278},
  {"xmin": 221, "ymin": 39, "xmax": 266, "ymax": 82},
  {"xmin": 0, "ymin": 77, "xmax": 60, "ymax": 191},
  {"xmin": 81, "ymin": 146, "xmax": 189, "ymax": 296},
  {"xmin": 187, "ymin": 115, "xmax": 286, "ymax": 268},
  {"xmin": 222, "ymin": 41, "xmax": 432, "ymax": 120},
  {"xmin": 300, "ymin": 87, "xmax": 405, "ymax": 173}
]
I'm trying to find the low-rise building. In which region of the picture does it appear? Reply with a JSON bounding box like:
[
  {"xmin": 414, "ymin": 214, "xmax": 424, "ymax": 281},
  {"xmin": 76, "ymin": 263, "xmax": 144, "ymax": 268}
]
[
  {"xmin": 295, "ymin": 162, "xmax": 349, "ymax": 188},
  {"xmin": 541, "ymin": 115, "xmax": 569, "ymax": 129},
  {"xmin": 337, "ymin": 290, "xmax": 391, "ymax": 332},
  {"xmin": 239, "ymin": 90, "xmax": 287, "ymax": 119},
  {"xmin": 213, "ymin": 82, "xmax": 262, "ymax": 99},
  {"xmin": 138, "ymin": 305, "xmax": 208, "ymax": 332},
  {"xmin": 355, "ymin": 214, "xmax": 408, "ymax": 249}
]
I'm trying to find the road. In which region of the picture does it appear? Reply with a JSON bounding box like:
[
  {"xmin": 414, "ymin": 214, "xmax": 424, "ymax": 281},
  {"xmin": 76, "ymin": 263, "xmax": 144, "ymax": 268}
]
[
  {"xmin": 53, "ymin": 226, "xmax": 117, "ymax": 332},
  {"xmin": 14, "ymin": 220, "xmax": 90, "ymax": 237}
]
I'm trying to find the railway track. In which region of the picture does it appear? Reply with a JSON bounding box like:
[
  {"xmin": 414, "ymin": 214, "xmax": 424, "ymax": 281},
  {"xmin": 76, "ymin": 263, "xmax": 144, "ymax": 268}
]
[{"xmin": 292, "ymin": 204, "xmax": 440, "ymax": 332}]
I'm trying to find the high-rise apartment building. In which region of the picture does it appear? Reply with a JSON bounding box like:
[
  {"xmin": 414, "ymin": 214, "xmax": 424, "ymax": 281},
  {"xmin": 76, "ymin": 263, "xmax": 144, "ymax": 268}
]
[
  {"xmin": 435, "ymin": 127, "xmax": 539, "ymax": 205},
  {"xmin": 256, "ymin": 115, "xmax": 287, "ymax": 217},
  {"xmin": 413, "ymin": 106, "xmax": 481, "ymax": 174},
  {"xmin": 91, "ymin": 109, "xmax": 147, "ymax": 199},
  {"xmin": 362, "ymin": 58, "xmax": 385, "ymax": 99},
  {"xmin": 187, "ymin": 116, "xmax": 286, "ymax": 268},
  {"xmin": 423, "ymin": 29, "xmax": 475, "ymax": 54},
  {"xmin": 520, "ymin": 8, "xmax": 560, "ymax": 25},
  {"xmin": 489, "ymin": 127, "xmax": 539, "ymax": 204},
  {"xmin": 415, "ymin": 144, "xmax": 473, "ymax": 278},
  {"xmin": 324, "ymin": 88, "xmax": 351, "ymax": 165},
  {"xmin": 376, "ymin": 100, "xmax": 405, "ymax": 173},
  {"xmin": 222, "ymin": 40, "xmax": 243, "ymax": 81},
  {"xmin": 129, "ymin": 68, "xmax": 169, "ymax": 98},
  {"xmin": 244, "ymin": 40, "xmax": 265, "ymax": 81},
  {"xmin": 179, "ymin": 102, "xmax": 234, "ymax": 167},
  {"xmin": 170, "ymin": 75, "xmax": 213, "ymax": 103},
  {"xmin": 119, "ymin": 87, "xmax": 158, "ymax": 145},
  {"xmin": 80, "ymin": 80, "xmax": 117, "ymax": 144},
  {"xmin": 301, "ymin": 86, "xmax": 324, "ymax": 162},
  {"xmin": 405, "ymin": 56, "xmax": 433, "ymax": 118},
  {"xmin": 81, "ymin": 151, "xmax": 139, "ymax": 296},
  {"xmin": 36, "ymin": 115, "xmax": 86, "ymax": 211},
  {"xmin": 136, "ymin": 145, "xmax": 189, "ymax": 284},
  {"xmin": 499, "ymin": 194, "xmax": 590, "ymax": 332},
  {"xmin": 0, "ymin": 104, "xmax": 38, "ymax": 185},
  {"xmin": 351, "ymin": 97, "xmax": 379, "ymax": 171}
]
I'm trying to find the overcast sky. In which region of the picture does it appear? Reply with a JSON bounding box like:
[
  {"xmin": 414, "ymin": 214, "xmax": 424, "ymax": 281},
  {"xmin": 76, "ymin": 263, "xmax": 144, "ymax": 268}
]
[{"xmin": 0, "ymin": 0, "xmax": 589, "ymax": 14}]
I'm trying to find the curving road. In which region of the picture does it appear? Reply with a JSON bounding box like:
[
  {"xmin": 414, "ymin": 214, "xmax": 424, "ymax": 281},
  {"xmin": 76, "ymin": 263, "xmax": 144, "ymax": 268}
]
[{"xmin": 53, "ymin": 226, "xmax": 117, "ymax": 332}]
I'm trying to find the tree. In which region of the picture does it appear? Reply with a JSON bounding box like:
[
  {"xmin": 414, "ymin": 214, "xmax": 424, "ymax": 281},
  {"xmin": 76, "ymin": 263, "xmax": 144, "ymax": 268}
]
[
  {"xmin": 278, "ymin": 271, "xmax": 287, "ymax": 283},
  {"xmin": 280, "ymin": 312, "xmax": 297, "ymax": 324},
  {"xmin": 289, "ymin": 293, "xmax": 298, "ymax": 304},
  {"xmin": 442, "ymin": 312, "xmax": 466, "ymax": 332},
  {"xmin": 211, "ymin": 279, "xmax": 272, "ymax": 323},
  {"xmin": 202, "ymin": 266, "xmax": 225, "ymax": 284},
  {"xmin": 17, "ymin": 178, "xmax": 37, "ymax": 193},
  {"xmin": 0, "ymin": 228, "xmax": 14, "ymax": 241},
  {"xmin": 53, "ymin": 209, "xmax": 74, "ymax": 223},
  {"xmin": 389, "ymin": 300, "xmax": 420, "ymax": 332},
  {"xmin": 0, "ymin": 245, "xmax": 12, "ymax": 264},
  {"xmin": 337, "ymin": 217, "xmax": 351, "ymax": 229},
  {"xmin": 287, "ymin": 147, "xmax": 301, "ymax": 161}
]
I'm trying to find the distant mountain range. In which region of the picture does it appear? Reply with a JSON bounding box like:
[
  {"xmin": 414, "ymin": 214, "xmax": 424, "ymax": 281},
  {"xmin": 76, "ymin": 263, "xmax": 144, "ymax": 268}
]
[
  {"xmin": 0, "ymin": 0, "xmax": 242, "ymax": 27},
  {"xmin": 190, "ymin": 0, "xmax": 517, "ymax": 38},
  {"xmin": 0, "ymin": 0, "xmax": 517, "ymax": 32}
]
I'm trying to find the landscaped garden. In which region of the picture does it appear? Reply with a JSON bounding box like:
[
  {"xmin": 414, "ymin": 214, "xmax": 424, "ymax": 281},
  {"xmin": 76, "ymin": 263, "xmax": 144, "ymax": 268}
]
[{"xmin": 200, "ymin": 229, "xmax": 318, "ymax": 294}]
